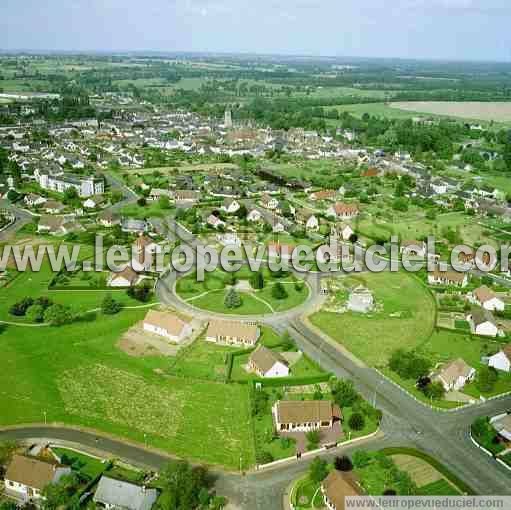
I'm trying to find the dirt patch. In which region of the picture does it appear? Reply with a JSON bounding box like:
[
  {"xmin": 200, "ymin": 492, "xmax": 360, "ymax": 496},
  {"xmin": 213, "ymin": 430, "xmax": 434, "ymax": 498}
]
[{"xmin": 392, "ymin": 455, "xmax": 442, "ymax": 486}]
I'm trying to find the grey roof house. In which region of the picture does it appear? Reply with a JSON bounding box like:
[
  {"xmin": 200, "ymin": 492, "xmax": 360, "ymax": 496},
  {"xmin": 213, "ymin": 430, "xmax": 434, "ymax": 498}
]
[{"xmin": 93, "ymin": 476, "xmax": 158, "ymax": 510}]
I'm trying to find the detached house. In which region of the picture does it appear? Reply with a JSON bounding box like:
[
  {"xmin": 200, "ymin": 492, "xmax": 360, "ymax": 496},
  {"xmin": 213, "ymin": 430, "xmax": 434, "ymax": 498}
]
[
  {"xmin": 327, "ymin": 202, "xmax": 359, "ymax": 220},
  {"xmin": 108, "ymin": 266, "xmax": 140, "ymax": 288},
  {"xmin": 321, "ymin": 470, "xmax": 363, "ymax": 510},
  {"xmin": 468, "ymin": 308, "xmax": 499, "ymax": 337},
  {"xmin": 310, "ymin": 189, "xmax": 337, "ymax": 202},
  {"xmin": 24, "ymin": 193, "xmax": 46, "ymax": 207},
  {"xmin": 221, "ymin": 198, "xmax": 241, "ymax": 214},
  {"xmin": 247, "ymin": 209, "xmax": 263, "ymax": 222},
  {"xmin": 400, "ymin": 240, "xmax": 426, "ymax": 258},
  {"xmin": 472, "ymin": 286, "xmax": 505, "ymax": 312},
  {"xmin": 261, "ymin": 194, "xmax": 279, "ymax": 210},
  {"xmin": 206, "ymin": 320, "xmax": 260, "ymax": 347},
  {"xmin": 428, "ymin": 268, "xmax": 468, "ymax": 288},
  {"xmin": 143, "ymin": 310, "xmax": 192, "ymax": 342},
  {"xmin": 93, "ymin": 476, "xmax": 158, "ymax": 510},
  {"xmin": 207, "ymin": 214, "xmax": 226, "ymax": 229},
  {"xmin": 491, "ymin": 414, "xmax": 511, "ymax": 442},
  {"xmin": 432, "ymin": 358, "xmax": 476, "ymax": 392},
  {"xmin": 295, "ymin": 209, "xmax": 319, "ymax": 231},
  {"xmin": 273, "ymin": 400, "xmax": 340, "ymax": 433},
  {"xmin": 248, "ymin": 345, "xmax": 290, "ymax": 378},
  {"xmin": 98, "ymin": 211, "xmax": 121, "ymax": 228},
  {"xmin": 488, "ymin": 343, "xmax": 511, "ymax": 373},
  {"xmin": 4, "ymin": 455, "xmax": 71, "ymax": 504}
]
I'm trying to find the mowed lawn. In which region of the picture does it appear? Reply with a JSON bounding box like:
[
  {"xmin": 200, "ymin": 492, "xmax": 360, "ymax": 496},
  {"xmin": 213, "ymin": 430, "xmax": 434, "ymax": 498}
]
[
  {"xmin": 0, "ymin": 260, "xmax": 256, "ymax": 469},
  {"xmin": 310, "ymin": 272, "xmax": 436, "ymax": 367}
]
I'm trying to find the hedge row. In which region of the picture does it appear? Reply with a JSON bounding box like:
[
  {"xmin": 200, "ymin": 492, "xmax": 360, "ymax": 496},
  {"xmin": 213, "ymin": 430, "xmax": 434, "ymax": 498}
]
[{"xmin": 380, "ymin": 447, "xmax": 476, "ymax": 495}]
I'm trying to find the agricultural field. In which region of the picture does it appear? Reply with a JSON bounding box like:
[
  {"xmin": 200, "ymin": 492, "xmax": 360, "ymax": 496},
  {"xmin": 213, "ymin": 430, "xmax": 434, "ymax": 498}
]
[
  {"xmin": 310, "ymin": 271, "xmax": 436, "ymax": 367},
  {"xmin": 329, "ymin": 102, "xmax": 435, "ymax": 121},
  {"xmin": 391, "ymin": 101, "xmax": 511, "ymax": 123}
]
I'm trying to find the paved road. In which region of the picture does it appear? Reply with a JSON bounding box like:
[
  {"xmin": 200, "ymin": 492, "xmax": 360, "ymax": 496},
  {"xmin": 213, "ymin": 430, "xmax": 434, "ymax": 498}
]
[{"xmin": 0, "ymin": 199, "xmax": 33, "ymax": 241}]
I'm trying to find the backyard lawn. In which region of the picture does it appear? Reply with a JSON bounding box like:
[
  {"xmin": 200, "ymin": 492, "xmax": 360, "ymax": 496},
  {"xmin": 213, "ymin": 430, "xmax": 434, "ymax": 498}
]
[{"xmin": 310, "ymin": 271, "xmax": 436, "ymax": 367}]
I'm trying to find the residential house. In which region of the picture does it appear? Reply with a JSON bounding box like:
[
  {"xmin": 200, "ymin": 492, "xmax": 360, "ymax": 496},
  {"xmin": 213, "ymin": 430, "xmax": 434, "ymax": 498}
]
[
  {"xmin": 122, "ymin": 218, "xmax": 147, "ymax": 234},
  {"xmin": 327, "ymin": 202, "xmax": 359, "ymax": 220},
  {"xmin": 295, "ymin": 209, "xmax": 319, "ymax": 231},
  {"xmin": 98, "ymin": 210, "xmax": 121, "ymax": 228},
  {"xmin": 143, "ymin": 310, "xmax": 192, "ymax": 342},
  {"xmin": 207, "ymin": 214, "xmax": 226, "ymax": 229},
  {"xmin": 247, "ymin": 209, "xmax": 263, "ymax": 222},
  {"xmin": 37, "ymin": 215, "xmax": 64, "ymax": 235},
  {"xmin": 321, "ymin": 470, "xmax": 363, "ymax": 510},
  {"xmin": 427, "ymin": 268, "xmax": 468, "ymax": 288},
  {"xmin": 173, "ymin": 190, "xmax": 200, "ymax": 205},
  {"xmin": 491, "ymin": 414, "xmax": 511, "ymax": 441},
  {"xmin": 488, "ymin": 343, "xmax": 511, "ymax": 372},
  {"xmin": 132, "ymin": 235, "xmax": 159, "ymax": 272},
  {"xmin": 44, "ymin": 200, "xmax": 65, "ymax": 214},
  {"xmin": 4, "ymin": 455, "xmax": 71, "ymax": 504},
  {"xmin": 93, "ymin": 476, "xmax": 158, "ymax": 510},
  {"xmin": 83, "ymin": 195, "xmax": 106, "ymax": 209},
  {"xmin": 310, "ymin": 189, "xmax": 336, "ymax": 202},
  {"xmin": 261, "ymin": 194, "xmax": 279, "ymax": 210},
  {"xmin": 400, "ymin": 240, "xmax": 426, "ymax": 258},
  {"xmin": 248, "ymin": 345, "xmax": 290, "ymax": 378},
  {"xmin": 468, "ymin": 308, "xmax": 499, "ymax": 337},
  {"xmin": 432, "ymin": 358, "xmax": 476, "ymax": 392},
  {"xmin": 148, "ymin": 188, "xmax": 171, "ymax": 202},
  {"xmin": 108, "ymin": 266, "xmax": 140, "ymax": 287},
  {"xmin": 472, "ymin": 286, "xmax": 505, "ymax": 312},
  {"xmin": 347, "ymin": 285, "xmax": 374, "ymax": 313},
  {"xmin": 332, "ymin": 224, "xmax": 355, "ymax": 242},
  {"xmin": 206, "ymin": 320, "xmax": 260, "ymax": 347},
  {"xmin": 24, "ymin": 193, "xmax": 46, "ymax": 207},
  {"xmin": 268, "ymin": 242, "xmax": 295, "ymax": 260},
  {"xmin": 221, "ymin": 198, "xmax": 241, "ymax": 214},
  {"xmin": 272, "ymin": 400, "xmax": 339, "ymax": 432}
]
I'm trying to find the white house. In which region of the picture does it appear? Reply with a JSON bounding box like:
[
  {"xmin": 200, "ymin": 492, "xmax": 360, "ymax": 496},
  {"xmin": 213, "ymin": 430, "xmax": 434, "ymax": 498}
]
[
  {"xmin": 143, "ymin": 310, "xmax": 192, "ymax": 342},
  {"xmin": 248, "ymin": 345, "xmax": 290, "ymax": 378},
  {"xmin": 472, "ymin": 286, "xmax": 505, "ymax": 312},
  {"xmin": 491, "ymin": 414, "xmax": 511, "ymax": 441},
  {"xmin": 247, "ymin": 209, "xmax": 263, "ymax": 222},
  {"xmin": 93, "ymin": 476, "xmax": 158, "ymax": 510},
  {"xmin": 261, "ymin": 194, "xmax": 279, "ymax": 210},
  {"xmin": 333, "ymin": 223, "xmax": 354, "ymax": 242},
  {"xmin": 207, "ymin": 214, "xmax": 226, "ymax": 229},
  {"xmin": 4, "ymin": 455, "xmax": 71, "ymax": 504},
  {"xmin": 272, "ymin": 400, "xmax": 338, "ymax": 432},
  {"xmin": 468, "ymin": 308, "xmax": 499, "ymax": 337},
  {"xmin": 24, "ymin": 193, "xmax": 46, "ymax": 207},
  {"xmin": 432, "ymin": 358, "xmax": 476, "ymax": 392},
  {"xmin": 221, "ymin": 198, "xmax": 240, "ymax": 214},
  {"xmin": 428, "ymin": 268, "xmax": 468, "ymax": 288},
  {"xmin": 488, "ymin": 344, "xmax": 511, "ymax": 372}
]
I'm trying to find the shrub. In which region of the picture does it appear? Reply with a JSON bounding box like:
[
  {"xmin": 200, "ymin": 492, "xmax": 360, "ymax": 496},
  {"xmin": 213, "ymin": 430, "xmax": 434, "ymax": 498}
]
[
  {"xmin": 352, "ymin": 450, "xmax": 372, "ymax": 469},
  {"xmin": 271, "ymin": 282, "xmax": 288, "ymax": 300},
  {"xmin": 43, "ymin": 304, "xmax": 74, "ymax": 326},
  {"xmin": 476, "ymin": 366, "xmax": 498, "ymax": 393},
  {"xmin": 256, "ymin": 451, "xmax": 274, "ymax": 465},
  {"xmin": 389, "ymin": 349, "xmax": 432, "ymax": 380},
  {"xmin": 334, "ymin": 455, "xmax": 353, "ymax": 472},
  {"xmin": 331, "ymin": 379, "xmax": 359, "ymax": 407},
  {"xmin": 348, "ymin": 412, "xmax": 365, "ymax": 431},
  {"xmin": 305, "ymin": 430, "xmax": 321, "ymax": 450},
  {"xmin": 9, "ymin": 297, "xmax": 34, "ymax": 316},
  {"xmin": 250, "ymin": 271, "xmax": 264, "ymax": 290},
  {"xmin": 101, "ymin": 294, "xmax": 122, "ymax": 315},
  {"xmin": 309, "ymin": 457, "xmax": 328, "ymax": 482},
  {"xmin": 26, "ymin": 304, "xmax": 45, "ymax": 323},
  {"xmin": 224, "ymin": 287, "xmax": 242, "ymax": 309},
  {"xmin": 127, "ymin": 280, "xmax": 153, "ymax": 302}
]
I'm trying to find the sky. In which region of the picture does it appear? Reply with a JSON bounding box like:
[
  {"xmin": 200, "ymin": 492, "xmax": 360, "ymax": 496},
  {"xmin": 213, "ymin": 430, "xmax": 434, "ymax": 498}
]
[{"xmin": 1, "ymin": 0, "xmax": 510, "ymax": 61}]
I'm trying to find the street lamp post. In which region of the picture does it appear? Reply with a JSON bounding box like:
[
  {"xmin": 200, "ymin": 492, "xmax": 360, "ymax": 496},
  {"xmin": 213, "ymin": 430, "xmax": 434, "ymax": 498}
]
[{"xmin": 43, "ymin": 411, "xmax": 47, "ymax": 425}]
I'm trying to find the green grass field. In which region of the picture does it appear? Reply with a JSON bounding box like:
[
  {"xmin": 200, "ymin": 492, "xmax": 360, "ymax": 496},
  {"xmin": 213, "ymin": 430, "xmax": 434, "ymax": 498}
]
[
  {"xmin": 310, "ymin": 272, "xmax": 436, "ymax": 367},
  {"xmin": 0, "ymin": 253, "xmax": 257, "ymax": 469},
  {"xmin": 176, "ymin": 266, "xmax": 309, "ymax": 315}
]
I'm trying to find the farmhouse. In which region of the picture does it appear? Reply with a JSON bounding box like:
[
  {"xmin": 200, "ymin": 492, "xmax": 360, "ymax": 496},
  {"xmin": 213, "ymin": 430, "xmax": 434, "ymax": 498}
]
[
  {"xmin": 472, "ymin": 286, "xmax": 505, "ymax": 312},
  {"xmin": 488, "ymin": 343, "xmax": 511, "ymax": 373},
  {"xmin": 143, "ymin": 310, "xmax": 192, "ymax": 342},
  {"xmin": 427, "ymin": 268, "xmax": 468, "ymax": 288},
  {"xmin": 108, "ymin": 266, "xmax": 139, "ymax": 287},
  {"xmin": 321, "ymin": 470, "xmax": 362, "ymax": 510},
  {"xmin": 4, "ymin": 455, "xmax": 71, "ymax": 504},
  {"xmin": 432, "ymin": 358, "xmax": 476, "ymax": 392},
  {"xmin": 491, "ymin": 414, "xmax": 511, "ymax": 442},
  {"xmin": 206, "ymin": 320, "xmax": 260, "ymax": 347},
  {"xmin": 93, "ymin": 476, "xmax": 158, "ymax": 510},
  {"xmin": 327, "ymin": 202, "xmax": 359, "ymax": 220},
  {"xmin": 248, "ymin": 345, "xmax": 290, "ymax": 378},
  {"xmin": 468, "ymin": 308, "xmax": 499, "ymax": 337},
  {"xmin": 272, "ymin": 400, "xmax": 339, "ymax": 432}
]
